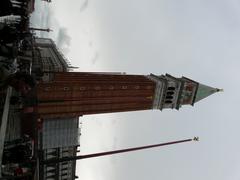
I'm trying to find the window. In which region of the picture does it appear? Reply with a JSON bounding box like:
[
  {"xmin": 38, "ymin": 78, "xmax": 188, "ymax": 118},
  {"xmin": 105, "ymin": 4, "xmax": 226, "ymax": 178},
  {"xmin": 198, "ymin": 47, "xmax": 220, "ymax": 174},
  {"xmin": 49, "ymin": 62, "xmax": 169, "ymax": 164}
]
[
  {"xmin": 167, "ymin": 91, "xmax": 174, "ymax": 95},
  {"xmin": 109, "ymin": 86, "xmax": 114, "ymax": 90},
  {"xmin": 166, "ymin": 96, "xmax": 173, "ymax": 99},
  {"xmin": 165, "ymin": 100, "xmax": 172, "ymax": 104},
  {"xmin": 167, "ymin": 87, "xmax": 175, "ymax": 91},
  {"xmin": 63, "ymin": 87, "xmax": 70, "ymax": 91}
]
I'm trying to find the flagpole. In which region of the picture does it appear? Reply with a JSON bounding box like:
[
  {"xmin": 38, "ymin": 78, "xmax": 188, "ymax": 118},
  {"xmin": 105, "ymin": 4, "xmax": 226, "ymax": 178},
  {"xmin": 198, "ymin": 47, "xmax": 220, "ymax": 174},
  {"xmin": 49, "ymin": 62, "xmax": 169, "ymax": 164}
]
[{"xmin": 42, "ymin": 137, "xmax": 199, "ymax": 165}]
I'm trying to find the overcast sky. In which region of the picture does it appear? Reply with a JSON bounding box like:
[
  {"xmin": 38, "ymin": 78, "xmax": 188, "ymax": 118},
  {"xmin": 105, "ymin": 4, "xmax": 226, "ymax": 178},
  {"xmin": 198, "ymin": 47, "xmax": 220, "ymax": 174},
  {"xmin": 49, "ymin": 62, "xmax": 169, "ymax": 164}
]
[{"xmin": 31, "ymin": 1, "xmax": 240, "ymax": 180}]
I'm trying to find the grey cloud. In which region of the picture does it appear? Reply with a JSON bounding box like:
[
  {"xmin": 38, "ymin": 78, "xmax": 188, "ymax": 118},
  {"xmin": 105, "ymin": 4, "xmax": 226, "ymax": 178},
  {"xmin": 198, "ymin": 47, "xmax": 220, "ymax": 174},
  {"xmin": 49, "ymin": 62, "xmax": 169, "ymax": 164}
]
[
  {"xmin": 31, "ymin": 3, "xmax": 71, "ymax": 53},
  {"xmin": 91, "ymin": 52, "xmax": 99, "ymax": 64},
  {"xmin": 30, "ymin": 1, "xmax": 53, "ymax": 38},
  {"xmin": 79, "ymin": 0, "xmax": 88, "ymax": 13},
  {"xmin": 112, "ymin": 136, "xmax": 118, "ymax": 149},
  {"xmin": 89, "ymin": 41, "xmax": 93, "ymax": 47},
  {"xmin": 56, "ymin": 27, "xmax": 71, "ymax": 54}
]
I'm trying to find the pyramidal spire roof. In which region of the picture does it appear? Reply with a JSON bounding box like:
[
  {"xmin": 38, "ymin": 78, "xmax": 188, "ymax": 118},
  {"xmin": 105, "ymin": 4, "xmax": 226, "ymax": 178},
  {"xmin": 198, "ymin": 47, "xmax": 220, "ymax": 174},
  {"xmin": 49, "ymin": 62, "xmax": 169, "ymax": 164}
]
[{"xmin": 194, "ymin": 84, "xmax": 223, "ymax": 103}]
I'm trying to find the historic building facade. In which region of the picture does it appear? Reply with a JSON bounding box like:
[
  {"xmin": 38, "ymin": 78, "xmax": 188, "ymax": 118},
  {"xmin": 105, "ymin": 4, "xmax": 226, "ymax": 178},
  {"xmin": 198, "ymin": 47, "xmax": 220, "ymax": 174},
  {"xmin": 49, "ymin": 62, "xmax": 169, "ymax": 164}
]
[
  {"xmin": 40, "ymin": 146, "xmax": 79, "ymax": 180},
  {"xmin": 38, "ymin": 117, "xmax": 81, "ymax": 180},
  {"xmin": 32, "ymin": 38, "xmax": 71, "ymax": 73},
  {"xmin": 24, "ymin": 38, "xmax": 80, "ymax": 180}
]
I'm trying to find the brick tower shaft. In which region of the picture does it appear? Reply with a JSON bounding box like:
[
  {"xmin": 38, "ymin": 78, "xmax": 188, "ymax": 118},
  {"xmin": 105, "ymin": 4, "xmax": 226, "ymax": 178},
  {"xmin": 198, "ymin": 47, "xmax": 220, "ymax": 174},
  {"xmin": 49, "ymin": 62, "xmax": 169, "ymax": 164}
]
[{"xmin": 37, "ymin": 72, "xmax": 156, "ymax": 118}]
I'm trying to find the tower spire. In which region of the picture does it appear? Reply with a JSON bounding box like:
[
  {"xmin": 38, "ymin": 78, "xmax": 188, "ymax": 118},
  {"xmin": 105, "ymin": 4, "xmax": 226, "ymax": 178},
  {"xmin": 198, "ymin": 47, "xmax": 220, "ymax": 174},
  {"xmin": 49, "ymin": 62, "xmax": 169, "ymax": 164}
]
[{"xmin": 194, "ymin": 84, "xmax": 222, "ymax": 103}]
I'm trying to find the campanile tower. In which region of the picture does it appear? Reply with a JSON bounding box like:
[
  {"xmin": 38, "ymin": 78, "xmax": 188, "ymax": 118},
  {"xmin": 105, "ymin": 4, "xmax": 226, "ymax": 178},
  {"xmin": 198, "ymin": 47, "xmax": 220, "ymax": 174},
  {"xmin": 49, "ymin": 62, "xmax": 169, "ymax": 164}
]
[{"xmin": 36, "ymin": 72, "xmax": 221, "ymax": 119}]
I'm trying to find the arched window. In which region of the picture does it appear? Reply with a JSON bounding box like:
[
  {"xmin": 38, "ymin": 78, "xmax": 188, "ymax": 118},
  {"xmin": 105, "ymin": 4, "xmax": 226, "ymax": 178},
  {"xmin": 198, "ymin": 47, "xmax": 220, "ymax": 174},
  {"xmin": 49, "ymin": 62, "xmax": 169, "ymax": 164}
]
[
  {"xmin": 166, "ymin": 95, "xmax": 173, "ymax": 99},
  {"xmin": 167, "ymin": 87, "xmax": 175, "ymax": 91},
  {"xmin": 109, "ymin": 86, "xmax": 114, "ymax": 90},
  {"xmin": 167, "ymin": 91, "xmax": 174, "ymax": 95},
  {"xmin": 63, "ymin": 87, "xmax": 70, "ymax": 91},
  {"xmin": 165, "ymin": 100, "xmax": 172, "ymax": 104},
  {"xmin": 135, "ymin": 85, "xmax": 140, "ymax": 89}
]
